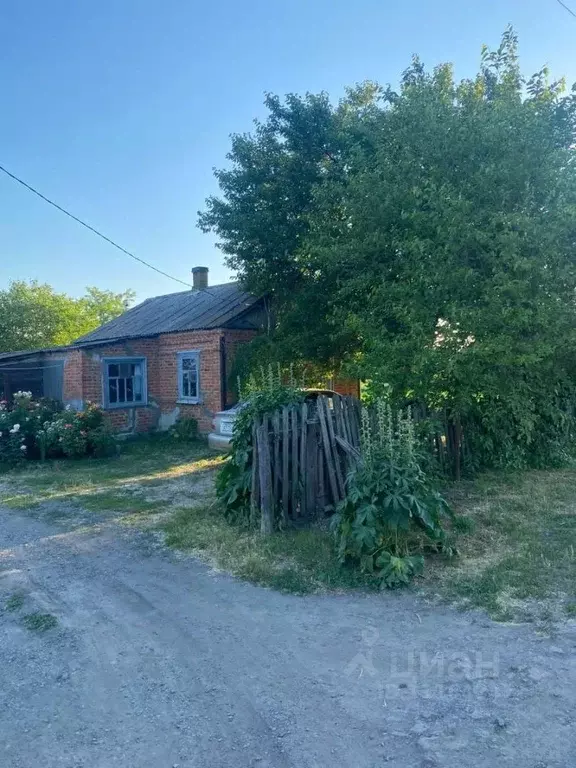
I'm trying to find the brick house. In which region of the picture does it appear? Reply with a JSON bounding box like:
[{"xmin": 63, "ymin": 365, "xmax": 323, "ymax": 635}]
[
  {"xmin": 0, "ymin": 268, "xmax": 265, "ymax": 434},
  {"xmin": 0, "ymin": 267, "xmax": 360, "ymax": 434}
]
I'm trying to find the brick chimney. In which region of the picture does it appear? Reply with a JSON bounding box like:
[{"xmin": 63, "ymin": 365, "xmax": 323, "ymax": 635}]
[{"xmin": 192, "ymin": 266, "xmax": 209, "ymax": 290}]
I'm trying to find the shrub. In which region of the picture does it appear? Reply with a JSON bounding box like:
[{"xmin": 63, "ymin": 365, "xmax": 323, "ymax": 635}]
[
  {"xmin": 169, "ymin": 417, "xmax": 199, "ymax": 442},
  {"xmin": 0, "ymin": 394, "xmax": 115, "ymax": 464},
  {"xmin": 0, "ymin": 427, "xmax": 27, "ymax": 465},
  {"xmin": 216, "ymin": 365, "xmax": 303, "ymax": 524},
  {"xmin": 332, "ymin": 402, "xmax": 454, "ymax": 588}
]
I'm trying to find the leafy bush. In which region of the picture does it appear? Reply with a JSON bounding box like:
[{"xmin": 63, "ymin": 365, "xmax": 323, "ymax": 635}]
[
  {"xmin": 169, "ymin": 417, "xmax": 199, "ymax": 442},
  {"xmin": 332, "ymin": 402, "xmax": 454, "ymax": 588},
  {"xmin": 0, "ymin": 392, "xmax": 115, "ymax": 464},
  {"xmin": 216, "ymin": 366, "xmax": 303, "ymax": 524}
]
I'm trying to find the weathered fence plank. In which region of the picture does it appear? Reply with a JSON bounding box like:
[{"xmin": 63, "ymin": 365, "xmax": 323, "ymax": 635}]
[
  {"xmin": 323, "ymin": 397, "xmax": 345, "ymax": 498},
  {"xmin": 290, "ymin": 406, "xmax": 299, "ymax": 518},
  {"xmin": 272, "ymin": 412, "xmax": 281, "ymax": 509},
  {"xmin": 248, "ymin": 394, "xmax": 363, "ymax": 529},
  {"xmin": 281, "ymin": 406, "xmax": 290, "ymax": 525},
  {"xmin": 335, "ymin": 434, "xmax": 362, "ymax": 463},
  {"xmin": 257, "ymin": 417, "xmax": 274, "ymax": 535},
  {"xmin": 250, "ymin": 422, "xmax": 259, "ymax": 527},
  {"xmin": 317, "ymin": 396, "xmax": 340, "ymax": 506},
  {"xmin": 305, "ymin": 423, "xmax": 318, "ymax": 518},
  {"xmin": 299, "ymin": 401, "xmax": 308, "ymax": 518}
]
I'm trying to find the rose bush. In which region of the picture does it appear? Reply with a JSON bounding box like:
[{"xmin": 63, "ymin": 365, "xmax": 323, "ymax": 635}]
[{"xmin": 0, "ymin": 393, "xmax": 115, "ymax": 464}]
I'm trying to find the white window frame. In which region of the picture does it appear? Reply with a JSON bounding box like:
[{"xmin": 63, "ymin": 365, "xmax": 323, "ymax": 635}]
[
  {"xmin": 102, "ymin": 357, "xmax": 148, "ymax": 409},
  {"xmin": 177, "ymin": 350, "xmax": 201, "ymax": 404}
]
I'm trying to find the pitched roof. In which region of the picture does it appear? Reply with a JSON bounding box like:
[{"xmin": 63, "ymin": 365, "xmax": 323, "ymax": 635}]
[
  {"xmin": 0, "ymin": 346, "xmax": 75, "ymax": 363},
  {"xmin": 74, "ymin": 282, "xmax": 261, "ymax": 345}
]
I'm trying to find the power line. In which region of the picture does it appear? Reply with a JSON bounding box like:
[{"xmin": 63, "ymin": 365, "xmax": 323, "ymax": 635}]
[
  {"xmin": 0, "ymin": 164, "xmax": 193, "ymax": 289},
  {"xmin": 556, "ymin": 0, "xmax": 576, "ymax": 18}
]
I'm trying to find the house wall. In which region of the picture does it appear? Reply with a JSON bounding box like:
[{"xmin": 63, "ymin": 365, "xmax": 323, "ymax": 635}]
[
  {"xmin": 157, "ymin": 330, "xmax": 223, "ymax": 432},
  {"xmin": 44, "ymin": 328, "xmax": 359, "ymax": 436},
  {"xmin": 47, "ymin": 331, "xmax": 226, "ymax": 435},
  {"xmin": 332, "ymin": 377, "xmax": 361, "ymax": 399}
]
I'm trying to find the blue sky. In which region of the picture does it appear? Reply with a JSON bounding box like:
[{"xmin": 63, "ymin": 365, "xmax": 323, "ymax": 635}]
[{"xmin": 1, "ymin": 0, "xmax": 575, "ymax": 302}]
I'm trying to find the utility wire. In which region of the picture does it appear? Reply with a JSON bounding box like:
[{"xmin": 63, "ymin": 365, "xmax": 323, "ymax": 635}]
[
  {"xmin": 0, "ymin": 164, "xmax": 193, "ymax": 289},
  {"xmin": 556, "ymin": 0, "xmax": 576, "ymax": 18}
]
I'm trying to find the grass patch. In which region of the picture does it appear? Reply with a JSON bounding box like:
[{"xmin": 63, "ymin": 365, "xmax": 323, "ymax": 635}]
[
  {"xmin": 21, "ymin": 612, "xmax": 58, "ymax": 632},
  {"xmin": 426, "ymin": 469, "xmax": 576, "ymax": 621},
  {"xmin": 5, "ymin": 434, "xmax": 575, "ymax": 615},
  {"xmin": 0, "ymin": 439, "xmax": 219, "ymax": 512},
  {"xmin": 5, "ymin": 592, "xmax": 25, "ymax": 612},
  {"xmin": 162, "ymin": 504, "xmax": 376, "ymax": 594}
]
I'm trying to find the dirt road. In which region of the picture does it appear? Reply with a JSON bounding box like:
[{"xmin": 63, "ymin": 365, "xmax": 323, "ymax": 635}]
[{"xmin": 1, "ymin": 505, "xmax": 575, "ymax": 767}]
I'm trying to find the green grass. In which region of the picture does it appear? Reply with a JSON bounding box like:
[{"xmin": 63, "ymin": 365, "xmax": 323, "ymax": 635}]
[
  {"xmin": 0, "ymin": 438, "xmax": 220, "ymax": 512},
  {"xmin": 162, "ymin": 504, "xmax": 375, "ymax": 594},
  {"xmin": 5, "ymin": 592, "xmax": 25, "ymax": 612},
  {"xmin": 426, "ymin": 469, "xmax": 576, "ymax": 621},
  {"xmin": 21, "ymin": 612, "xmax": 58, "ymax": 632},
  {"xmin": 3, "ymin": 437, "xmax": 576, "ymax": 616}
]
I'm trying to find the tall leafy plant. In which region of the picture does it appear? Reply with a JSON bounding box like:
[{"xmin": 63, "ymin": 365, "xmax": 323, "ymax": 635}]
[
  {"xmin": 332, "ymin": 402, "xmax": 454, "ymax": 587},
  {"xmin": 216, "ymin": 366, "xmax": 303, "ymax": 524}
]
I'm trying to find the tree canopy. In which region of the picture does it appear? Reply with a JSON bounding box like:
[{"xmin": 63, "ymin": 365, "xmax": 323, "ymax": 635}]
[
  {"xmin": 200, "ymin": 29, "xmax": 576, "ymax": 470},
  {"xmin": 0, "ymin": 281, "xmax": 135, "ymax": 353}
]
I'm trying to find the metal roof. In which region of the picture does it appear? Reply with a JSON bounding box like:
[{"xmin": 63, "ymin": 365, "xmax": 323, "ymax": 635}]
[
  {"xmin": 74, "ymin": 282, "xmax": 261, "ymax": 345},
  {"xmin": 0, "ymin": 346, "xmax": 74, "ymax": 363}
]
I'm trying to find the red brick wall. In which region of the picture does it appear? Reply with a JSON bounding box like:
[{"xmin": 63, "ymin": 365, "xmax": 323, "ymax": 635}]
[
  {"xmin": 79, "ymin": 339, "xmax": 160, "ymax": 433},
  {"xmin": 49, "ymin": 328, "xmax": 261, "ymax": 435},
  {"xmin": 52, "ymin": 331, "xmax": 227, "ymax": 434},
  {"xmin": 61, "ymin": 349, "xmax": 83, "ymax": 403},
  {"xmin": 157, "ymin": 330, "xmax": 223, "ymax": 432},
  {"xmin": 332, "ymin": 377, "xmax": 361, "ymax": 399}
]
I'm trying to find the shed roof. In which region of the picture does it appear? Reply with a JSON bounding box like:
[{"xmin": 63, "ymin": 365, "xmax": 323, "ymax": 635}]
[{"xmin": 74, "ymin": 282, "xmax": 261, "ymax": 345}]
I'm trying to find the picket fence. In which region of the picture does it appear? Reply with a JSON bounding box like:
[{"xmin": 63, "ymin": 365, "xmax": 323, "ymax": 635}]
[{"xmin": 251, "ymin": 394, "xmax": 362, "ymax": 533}]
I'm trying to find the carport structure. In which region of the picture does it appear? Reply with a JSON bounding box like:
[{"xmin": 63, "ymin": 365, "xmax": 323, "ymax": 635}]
[{"xmin": 0, "ymin": 349, "xmax": 65, "ymax": 402}]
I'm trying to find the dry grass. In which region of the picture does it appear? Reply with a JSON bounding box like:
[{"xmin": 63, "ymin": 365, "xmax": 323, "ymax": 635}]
[{"xmin": 425, "ymin": 469, "xmax": 576, "ymax": 622}]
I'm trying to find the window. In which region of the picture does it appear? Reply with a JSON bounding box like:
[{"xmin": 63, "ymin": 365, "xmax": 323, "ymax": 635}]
[
  {"xmin": 178, "ymin": 351, "xmax": 200, "ymax": 403},
  {"xmin": 103, "ymin": 358, "xmax": 147, "ymax": 409}
]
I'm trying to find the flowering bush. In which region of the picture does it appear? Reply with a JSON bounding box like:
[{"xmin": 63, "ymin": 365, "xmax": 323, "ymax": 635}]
[{"xmin": 0, "ymin": 394, "xmax": 115, "ymax": 464}]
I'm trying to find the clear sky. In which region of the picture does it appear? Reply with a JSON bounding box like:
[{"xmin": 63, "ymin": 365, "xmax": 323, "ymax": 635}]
[{"xmin": 1, "ymin": 0, "xmax": 575, "ymax": 302}]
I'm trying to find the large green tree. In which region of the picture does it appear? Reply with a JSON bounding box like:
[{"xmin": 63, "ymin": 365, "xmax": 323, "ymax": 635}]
[
  {"xmin": 201, "ymin": 29, "xmax": 576, "ymax": 469},
  {"xmin": 198, "ymin": 88, "xmax": 378, "ymax": 365},
  {"xmin": 0, "ymin": 281, "xmax": 134, "ymax": 353}
]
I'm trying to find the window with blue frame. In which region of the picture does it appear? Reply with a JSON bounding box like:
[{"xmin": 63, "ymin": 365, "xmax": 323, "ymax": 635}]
[
  {"xmin": 178, "ymin": 351, "xmax": 200, "ymax": 403},
  {"xmin": 103, "ymin": 358, "xmax": 147, "ymax": 409}
]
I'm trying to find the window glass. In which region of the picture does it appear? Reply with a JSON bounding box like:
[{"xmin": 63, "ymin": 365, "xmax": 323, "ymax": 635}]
[
  {"xmin": 178, "ymin": 352, "xmax": 200, "ymax": 402},
  {"xmin": 104, "ymin": 358, "xmax": 146, "ymax": 409}
]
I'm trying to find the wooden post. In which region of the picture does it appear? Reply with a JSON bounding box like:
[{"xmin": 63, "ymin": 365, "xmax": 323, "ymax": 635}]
[
  {"xmin": 281, "ymin": 406, "xmax": 290, "ymax": 526},
  {"xmin": 305, "ymin": 421, "xmax": 318, "ymax": 519},
  {"xmin": 291, "ymin": 406, "xmax": 299, "ymax": 520},
  {"xmin": 250, "ymin": 423, "xmax": 259, "ymax": 527},
  {"xmin": 257, "ymin": 417, "xmax": 274, "ymax": 535},
  {"xmin": 317, "ymin": 446, "xmax": 327, "ymax": 517},
  {"xmin": 299, "ymin": 402, "xmax": 308, "ymax": 518},
  {"xmin": 272, "ymin": 412, "xmax": 281, "ymax": 508},
  {"xmin": 317, "ymin": 396, "xmax": 340, "ymax": 506},
  {"xmin": 324, "ymin": 396, "xmax": 345, "ymax": 498}
]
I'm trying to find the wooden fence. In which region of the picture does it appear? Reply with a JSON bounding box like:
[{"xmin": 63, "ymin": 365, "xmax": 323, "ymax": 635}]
[
  {"xmin": 252, "ymin": 394, "xmax": 361, "ymax": 533},
  {"xmin": 249, "ymin": 395, "xmax": 468, "ymax": 533}
]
